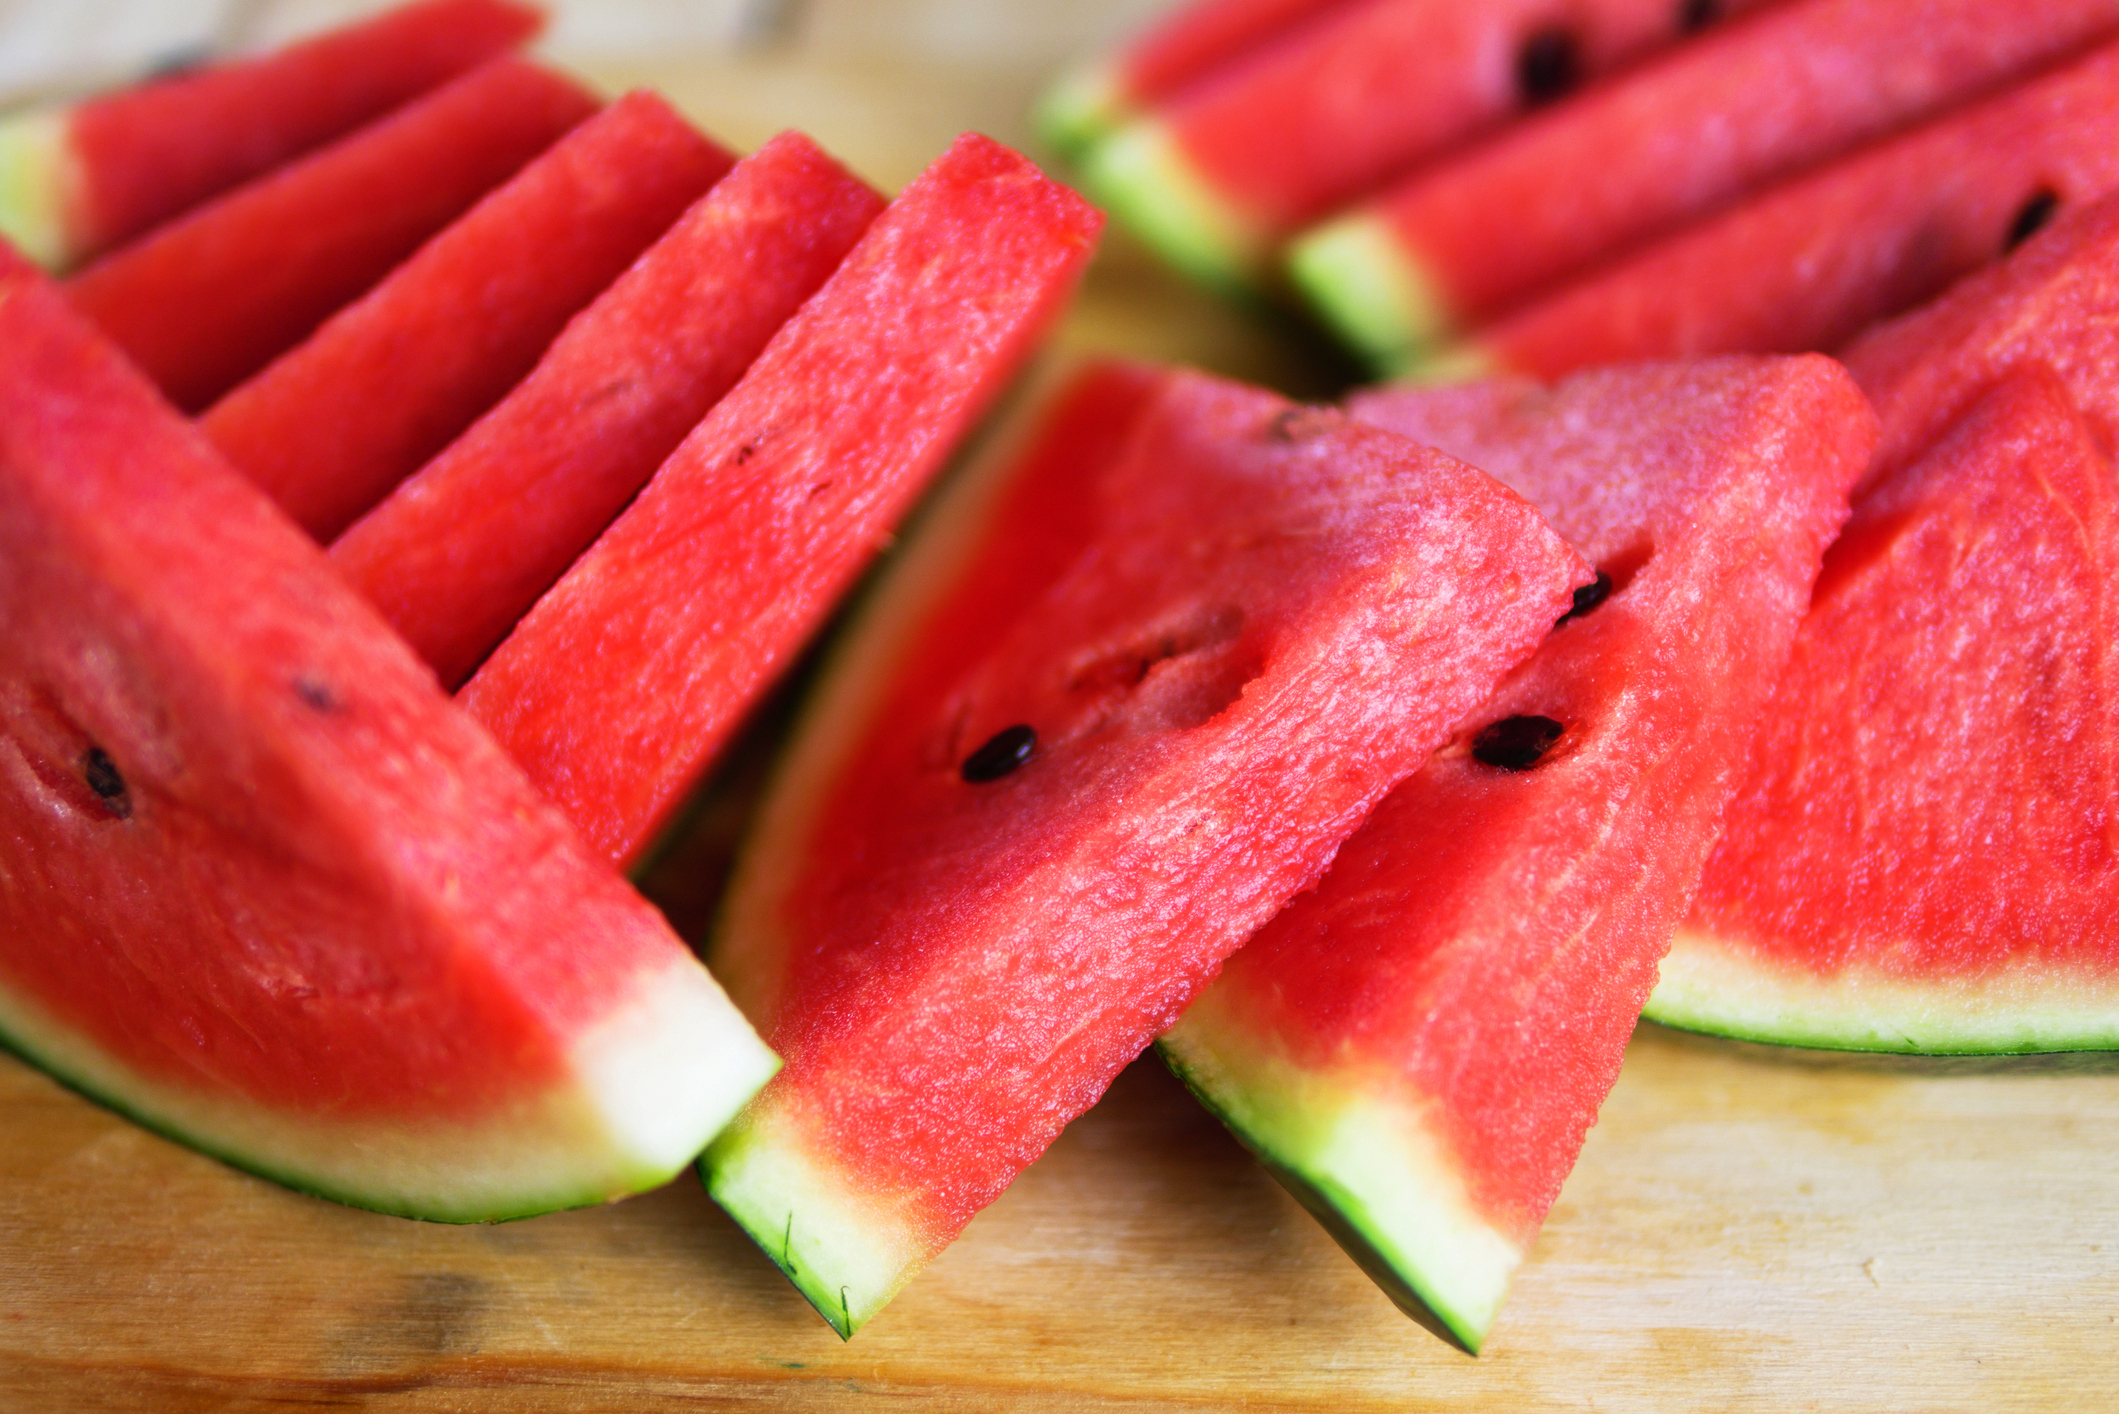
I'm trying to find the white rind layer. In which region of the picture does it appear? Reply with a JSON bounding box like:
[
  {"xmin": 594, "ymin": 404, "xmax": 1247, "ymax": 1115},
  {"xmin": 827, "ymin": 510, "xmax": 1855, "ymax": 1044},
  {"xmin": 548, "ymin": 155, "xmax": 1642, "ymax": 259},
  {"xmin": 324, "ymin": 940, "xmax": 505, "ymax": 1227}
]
[
  {"xmin": 1648, "ymin": 926, "xmax": 2119, "ymax": 1055},
  {"xmin": 1162, "ymin": 999, "xmax": 1522, "ymax": 1352},
  {"xmin": 0, "ymin": 948, "xmax": 778, "ymax": 1221},
  {"xmin": 0, "ymin": 109, "xmax": 75, "ymax": 271}
]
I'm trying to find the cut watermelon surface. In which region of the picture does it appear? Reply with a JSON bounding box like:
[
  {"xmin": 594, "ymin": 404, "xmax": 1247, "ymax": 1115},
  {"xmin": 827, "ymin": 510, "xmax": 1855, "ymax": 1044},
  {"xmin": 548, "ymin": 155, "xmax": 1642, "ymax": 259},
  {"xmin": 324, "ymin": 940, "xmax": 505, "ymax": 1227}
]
[
  {"xmin": 334, "ymin": 129, "xmax": 883, "ymax": 690},
  {"xmin": 0, "ymin": 0, "xmax": 540, "ymax": 271},
  {"xmin": 1162, "ymin": 356, "xmax": 1877, "ymax": 1350},
  {"xmin": 63, "ymin": 56, "xmax": 598, "ymax": 413},
  {"xmin": 1290, "ymin": 0, "xmax": 2119, "ymax": 369},
  {"xmin": 203, "ymin": 89, "xmax": 734, "ymax": 542},
  {"xmin": 1426, "ymin": 37, "xmax": 2119, "ymax": 384},
  {"xmin": 703, "ymin": 361, "xmax": 1589, "ymax": 1337},
  {"xmin": 456, "ymin": 134, "xmax": 1099, "ymax": 869},
  {"xmin": 0, "ymin": 244, "xmax": 777, "ymax": 1219},
  {"xmin": 1648, "ymin": 365, "xmax": 2119, "ymax": 1053}
]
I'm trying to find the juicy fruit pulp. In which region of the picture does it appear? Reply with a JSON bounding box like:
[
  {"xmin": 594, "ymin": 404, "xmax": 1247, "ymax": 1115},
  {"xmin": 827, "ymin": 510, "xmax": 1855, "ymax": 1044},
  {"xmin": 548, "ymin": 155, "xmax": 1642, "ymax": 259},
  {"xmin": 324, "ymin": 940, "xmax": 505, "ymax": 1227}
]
[
  {"xmin": 1163, "ymin": 356, "xmax": 1878, "ymax": 1350},
  {"xmin": 1650, "ymin": 366, "xmax": 2119, "ymax": 1053},
  {"xmin": 0, "ymin": 243, "xmax": 777, "ymax": 1219},
  {"xmin": 705, "ymin": 361, "xmax": 1589, "ymax": 1337}
]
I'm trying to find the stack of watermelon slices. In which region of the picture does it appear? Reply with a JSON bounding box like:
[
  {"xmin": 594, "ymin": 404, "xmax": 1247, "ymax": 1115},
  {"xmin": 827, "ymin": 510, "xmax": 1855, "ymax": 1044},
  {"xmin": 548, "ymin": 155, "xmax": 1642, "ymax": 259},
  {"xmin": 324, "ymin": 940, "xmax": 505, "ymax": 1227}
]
[
  {"xmin": 1046, "ymin": 0, "xmax": 2119, "ymax": 378},
  {"xmin": 0, "ymin": 0, "xmax": 1105, "ymax": 1226}
]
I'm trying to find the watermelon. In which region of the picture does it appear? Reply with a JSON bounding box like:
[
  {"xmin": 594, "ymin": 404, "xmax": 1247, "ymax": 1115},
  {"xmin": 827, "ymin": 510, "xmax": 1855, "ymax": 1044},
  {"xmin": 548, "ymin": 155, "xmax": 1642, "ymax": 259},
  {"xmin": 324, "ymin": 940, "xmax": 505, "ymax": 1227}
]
[
  {"xmin": 1075, "ymin": 0, "xmax": 1758, "ymax": 295},
  {"xmin": 63, "ymin": 57, "xmax": 597, "ymax": 413},
  {"xmin": 1290, "ymin": 0, "xmax": 2119, "ymax": 370},
  {"xmin": 202, "ymin": 90, "xmax": 734, "ymax": 543},
  {"xmin": 1421, "ymin": 38, "xmax": 2119, "ymax": 384},
  {"xmin": 1162, "ymin": 356, "xmax": 1876, "ymax": 1350},
  {"xmin": 456, "ymin": 134, "xmax": 1098, "ymax": 869},
  {"xmin": 333, "ymin": 129, "xmax": 884, "ymax": 690},
  {"xmin": 0, "ymin": 242, "xmax": 778, "ymax": 1220},
  {"xmin": 0, "ymin": 0, "xmax": 539, "ymax": 272},
  {"xmin": 702, "ymin": 361, "xmax": 1589, "ymax": 1337},
  {"xmin": 1648, "ymin": 365, "xmax": 2119, "ymax": 1054},
  {"xmin": 1037, "ymin": 0, "xmax": 1351, "ymax": 157}
]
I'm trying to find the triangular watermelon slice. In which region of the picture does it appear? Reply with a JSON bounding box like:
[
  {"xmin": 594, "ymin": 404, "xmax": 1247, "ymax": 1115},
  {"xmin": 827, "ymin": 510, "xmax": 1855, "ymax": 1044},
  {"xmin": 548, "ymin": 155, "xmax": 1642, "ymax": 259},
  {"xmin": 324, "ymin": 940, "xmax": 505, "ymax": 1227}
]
[
  {"xmin": 1162, "ymin": 356, "xmax": 1878, "ymax": 1350},
  {"xmin": 703, "ymin": 361, "xmax": 1588, "ymax": 1336},
  {"xmin": 1648, "ymin": 364, "xmax": 2119, "ymax": 1053},
  {"xmin": 0, "ymin": 242, "xmax": 777, "ymax": 1220}
]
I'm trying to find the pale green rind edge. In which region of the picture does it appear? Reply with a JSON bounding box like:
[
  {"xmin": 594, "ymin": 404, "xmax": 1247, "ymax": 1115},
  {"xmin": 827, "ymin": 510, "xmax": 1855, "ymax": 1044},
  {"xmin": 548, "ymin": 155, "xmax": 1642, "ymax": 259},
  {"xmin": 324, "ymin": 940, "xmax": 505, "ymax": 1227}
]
[
  {"xmin": 1159, "ymin": 1006, "xmax": 1523, "ymax": 1353},
  {"xmin": 1286, "ymin": 211, "xmax": 1454, "ymax": 375},
  {"xmin": 1037, "ymin": 60, "xmax": 1131, "ymax": 161},
  {"xmin": 1645, "ymin": 926, "xmax": 2119, "ymax": 1056},
  {"xmin": 0, "ymin": 107, "xmax": 76, "ymax": 271},
  {"xmin": 703, "ymin": 1102, "xmax": 925, "ymax": 1340},
  {"xmin": 0, "ymin": 950, "xmax": 779, "ymax": 1223},
  {"xmin": 1078, "ymin": 118, "xmax": 1269, "ymax": 301}
]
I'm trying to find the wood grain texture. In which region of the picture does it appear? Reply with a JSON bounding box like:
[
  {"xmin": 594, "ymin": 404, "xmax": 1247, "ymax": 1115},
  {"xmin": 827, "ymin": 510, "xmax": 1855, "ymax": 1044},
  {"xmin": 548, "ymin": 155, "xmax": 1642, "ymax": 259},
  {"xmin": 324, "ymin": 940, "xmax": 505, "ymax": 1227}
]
[{"xmin": 1, "ymin": 6, "xmax": 2115, "ymax": 1408}]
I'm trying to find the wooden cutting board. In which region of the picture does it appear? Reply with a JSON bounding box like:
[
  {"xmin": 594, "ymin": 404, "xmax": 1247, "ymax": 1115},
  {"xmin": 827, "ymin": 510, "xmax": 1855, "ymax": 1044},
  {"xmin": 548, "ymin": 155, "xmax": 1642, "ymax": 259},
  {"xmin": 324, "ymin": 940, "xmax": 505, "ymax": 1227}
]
[{"xmin": 3, "ymin": 20, "xmax": 2117, "ymax": 1412}]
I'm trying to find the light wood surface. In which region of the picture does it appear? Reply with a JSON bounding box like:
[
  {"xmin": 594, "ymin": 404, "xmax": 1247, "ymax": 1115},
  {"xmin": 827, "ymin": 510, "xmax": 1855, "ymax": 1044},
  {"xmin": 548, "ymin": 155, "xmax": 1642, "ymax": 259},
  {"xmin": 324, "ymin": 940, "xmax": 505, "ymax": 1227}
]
[{"xmin": 2, "ymin": 5, "xmax": 2116, "ymax": 1409}]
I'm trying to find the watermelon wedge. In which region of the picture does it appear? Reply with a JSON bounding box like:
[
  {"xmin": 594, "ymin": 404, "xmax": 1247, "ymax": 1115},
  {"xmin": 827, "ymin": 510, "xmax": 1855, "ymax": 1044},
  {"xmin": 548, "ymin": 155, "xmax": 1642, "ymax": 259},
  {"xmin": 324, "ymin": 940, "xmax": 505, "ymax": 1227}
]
[
  {"xmin": 702, "ymin": 361, "xmax": 1589, "ymax": 1337},
  {"xmin": 1423, "ymin": 37, "xmax": 2119, "ymax": 384},
  {"xmin": 1162, "ymin": 356, "xmax": 1876, "ymax": 1351},
  {"xmin": 1648, "ymin": 364, "xmax": 2119, "ymax": 1054},
  {"xmin": 1076, "ymin": 0, "xmax": 1757, "ymax": 295},
  {"xmin": 0, "ymin": 241, "xmax": 777, "ymax": 1220},
  {"xmin": 63, "ymin": 56, "xmax": 598, "ymax": 413},
  {"xmin": 456, "ymin": 134, "xmax": 1098, "ymax": 869},
  {"xmin": 202, "ymin": 90, "xmax": 733, "ymax": 543},
  {"xmin": 333, "ymin": 129, "xmax": 884, "ymax": 690},
  {"xmin": 1290, "ymin": 0, "xmax": 2119, "ymax": 369},
  {"xmin": 0, "ymin": 0, "xmax": 540, "ymax": 272}
]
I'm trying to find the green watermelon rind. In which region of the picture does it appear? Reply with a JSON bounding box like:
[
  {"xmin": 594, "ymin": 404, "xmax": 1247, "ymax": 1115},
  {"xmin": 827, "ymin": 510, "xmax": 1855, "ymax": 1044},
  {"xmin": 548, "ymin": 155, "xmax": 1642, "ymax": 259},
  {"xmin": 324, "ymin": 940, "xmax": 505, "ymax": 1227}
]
[
  {"xmin": 1158, "ymin": 1006, "xmax": 1522, "ymax": 1353},
  {"xmin": 1285, "ymin": 211, "xmax": 1454, "ymax": 375},
  {"xmin": 1647, "ymin": 927, "xmax": 2119, "ymax": 1056},
  {"xmin": 1078, "ymin": 117, "xmax": 1269, "ymax": 301},
  {"xmin": 0, "ymin": 108, "xmax": 72, "ymax": 270},
  {"xmin": 1036, "ymin": 59, "xmax": 1129, "ymax": 160},
  {"xmin": 0, "ymin": 950, "xmax": 779, "ymax": 1222}
]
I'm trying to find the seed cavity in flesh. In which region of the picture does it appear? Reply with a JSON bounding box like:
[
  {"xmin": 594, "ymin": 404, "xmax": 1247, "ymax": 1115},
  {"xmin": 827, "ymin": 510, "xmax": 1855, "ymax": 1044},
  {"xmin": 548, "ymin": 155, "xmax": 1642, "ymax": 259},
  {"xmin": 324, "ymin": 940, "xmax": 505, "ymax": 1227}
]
[
  {"xmin": 1556, "ymin": 570, "xmax": 1614, "ymax": 626},
  {"xmin": 1471, "ymin": 715, "xmax": 1566, "ymax": 772},
  {"xmin": 83, "ymin": 746, "xmax": 131, "ymax": 818},
  {"xmin": 962, "ymin": 724, "xmax": 1037, "ymax": 783},
  {"xmin": 2006, "ymin": 188, "xmax": 2061, "ymax": 252},
  {"xmin": 1678, "ymin": 0, "xmax": 1721, "ymax": 33},
  {"xmin": 1516, "ymin": 27, "xmax": 1583, "ymax": 107}
]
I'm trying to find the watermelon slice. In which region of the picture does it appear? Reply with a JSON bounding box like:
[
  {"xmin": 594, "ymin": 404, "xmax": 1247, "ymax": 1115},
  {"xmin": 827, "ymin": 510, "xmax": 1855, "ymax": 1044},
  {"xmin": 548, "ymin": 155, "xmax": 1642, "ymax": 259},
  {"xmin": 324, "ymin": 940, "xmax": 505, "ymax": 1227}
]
[
  {"xmin": 702, "ymin": 361, "xmax": 1589, "ymax": 1337},
  {"xmin": 1423, "ymin": 38, "xmax": 2119, "ymax": 384},
  {"xmin": 63, "ymin": 56, "xmax": 598, "ymax": 413},
  {"xmin": 333, "ymin": 129, "xmax": 884, "ymax": 690},
  {"xmin": 0, "ymin": 242, "xmax": 777, "ymax": 1220},
  {"xmin": 1076, "ymin": 0, "xmax": 1757, "ymax": 295},
  {"xmin": 456, "ymin": 134, "xmax": 1099, "ymax": 869},
  {"xmin": 1037, "ymin": 0, "xmax": 1349, "ymax": 157},
  {"xmin": 1163, "ymin": 357, "xmax": 1876, "ymax": 1350},
  {"xmin": 1291, "ymin": 0, "xmax": 2119, "ymax": 369},
  {"xmin": 0, "ymin": 0, "xmax": 540, "ymax": 272},
  {"xmin": 1647, "ymin": 364, "xmax": 2119, "ymax": 1053},
  {"xmin": 202, "ymin": 90, "xmax": 733, "ymax": 543}
]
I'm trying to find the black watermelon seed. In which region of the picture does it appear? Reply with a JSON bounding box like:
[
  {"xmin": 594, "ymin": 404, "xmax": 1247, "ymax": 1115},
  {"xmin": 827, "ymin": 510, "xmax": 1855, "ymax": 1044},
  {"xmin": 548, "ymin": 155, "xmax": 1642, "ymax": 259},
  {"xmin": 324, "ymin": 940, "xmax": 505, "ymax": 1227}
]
[
  {"xmin": 1471, "ymin": 715, "xmax": 1566, "ymax": 771},
  {"xmin": 1516, "ymin": 28, "xmax": 1583, "ymax": 107},
  {"xmin": 2006, "ymin": 188, "xmax": 2061, "ymax": 253},
  {"xmin": 83, "ymin": 747, "xmax": 131, "ymax": 818},
  {"xmin": 1556, "ymin": 569, "xmax": 1614, "ymax": 626},
  {"xmin": 1677, "ymin": 0, "xmax": 1722, "ymax": 33},
  {"xmin": 962, "ymin": 724, "xmax": 1037, "ymax": 783}
]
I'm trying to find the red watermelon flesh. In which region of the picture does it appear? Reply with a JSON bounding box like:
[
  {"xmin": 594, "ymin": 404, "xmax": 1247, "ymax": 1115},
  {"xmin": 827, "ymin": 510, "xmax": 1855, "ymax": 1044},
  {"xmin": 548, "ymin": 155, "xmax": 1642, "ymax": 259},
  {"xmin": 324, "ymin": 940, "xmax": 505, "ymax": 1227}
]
[
  {"xmin": 1292, "ymin": 0, "xmax": 2119, "ymax": 368},
  {"xmin": 1162, "ymin": 356, "xmax": 1877, "ymax": 1350},
  {"xmin": 332, "ymin": 130, "xmax": 883, "ymax": 691},
  {"xmin": 201, "ymin": 90, "xmax": 733, "ymax": 544},
  {"xmin": 1843, "ymin": 184, "xmax": 2119, "ymax": 496},
  {"xmin": 63, "ymin": 57, "xmax": 597, "ymax": 413},
  {"xmin": 0, "ymin": 241, "xmax": 777, "ymax": 1220},
  {"xmin": 702, "ymin": 362, "xmax": 1589, "ymax": 1337},
  {"xmin": 0, "ymin": 0, "xmax": 541, "ymax": 272},
  {"xmin": 1648, "ymin": 364, "xmax": 2119, "ymax": 1053},
  {"xmin": 1436, "ymin": 40, "xmax": 2119, "ymax": 386},
  {"xmin": 1075, "ymin": 0, "xmax": 1766, "ymax": 292},
  {"xmin": 456, "ymin": 134, "xmax": 1098, "ymax": 869}
]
